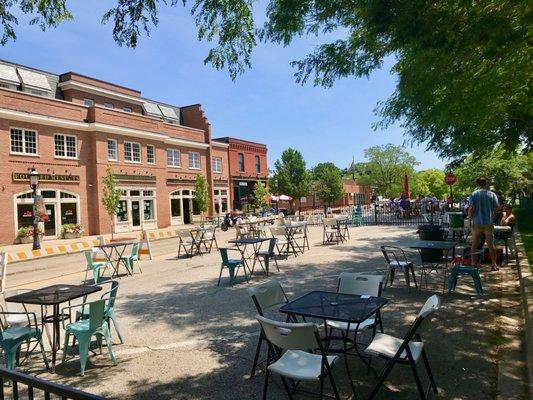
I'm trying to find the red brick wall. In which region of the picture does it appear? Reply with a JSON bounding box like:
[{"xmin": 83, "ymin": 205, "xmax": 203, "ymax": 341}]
[
  {"xmin": 59, "ymin": 73, "xmax": 141, "ymax": 97},
  {"xmin": 63, "ymin": 89, "xmax": 143, "ymax": 114}
]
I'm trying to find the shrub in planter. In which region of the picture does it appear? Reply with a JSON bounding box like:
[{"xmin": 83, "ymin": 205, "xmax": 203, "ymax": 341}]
[
  {"xmin": 16, "ymin": 226, "xmax": 43, "ymax": 244},
  {"xmin": 61, "ymin": 223, "xmax": 84, "ymax": 239}
]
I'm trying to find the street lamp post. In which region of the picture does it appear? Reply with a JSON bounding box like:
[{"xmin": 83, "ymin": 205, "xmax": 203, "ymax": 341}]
[
  {"xmin": 29, "ymin": 167, "xmax": 40, "ymax": 250},
  {"xmin": 311, "ymin": 183, "xmax": 316, "ymax": 210}
]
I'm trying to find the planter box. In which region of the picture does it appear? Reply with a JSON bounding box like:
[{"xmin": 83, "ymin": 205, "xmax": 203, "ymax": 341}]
[
  {"xmin": 63, "ymin": 233, "xmax": 82, "ymax": 239},
  {"xmin": 19, "ymin": 237, "xmax": 33, "ymax": 244}
]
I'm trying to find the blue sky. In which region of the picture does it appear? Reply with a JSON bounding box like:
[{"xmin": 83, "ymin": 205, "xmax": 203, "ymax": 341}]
[{"xmin": 1, "ymin": 2, "xmax": 446, "ymax": 171}]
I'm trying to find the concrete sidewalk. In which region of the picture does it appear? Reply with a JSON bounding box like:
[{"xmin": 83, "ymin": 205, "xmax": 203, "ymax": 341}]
[{"xmin": 2, "ymin": 225, "xmax": 528, "ymax": 399}]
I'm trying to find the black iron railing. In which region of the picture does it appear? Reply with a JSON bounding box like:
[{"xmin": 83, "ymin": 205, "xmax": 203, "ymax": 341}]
[{"xmin": 0, "ymin": 368, "xmax": 106, "ymax": 400}]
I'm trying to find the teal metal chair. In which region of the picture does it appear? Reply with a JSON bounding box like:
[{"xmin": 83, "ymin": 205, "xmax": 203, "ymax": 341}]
[
  {"xmin": 448, "ymin": 265, "xmax": 484, "ymax": 295},
  {"xmin": 352, "ymin": 205, "xmax": 363, "ymax": 226},
  {"xmin": 118, "ymin": 242, "xmax": 142, "ymax": 275},
  {"xmin": 76, "ymin": 281, "xmax": 124, "ymax": 344},
  {"xmin": 218, "ymin": 248, "xmax": 248, "ymax": 286},
  {"xmin": 61, "ymin": 300, "xmax": 117, "ymax": 375},
  {"xmin": 84, "ymin": 251, "xmax": 108, "ymax": 284},
  {"xmin": 0, "ymin": 309, "xmax": 48, "ymax": 371}
]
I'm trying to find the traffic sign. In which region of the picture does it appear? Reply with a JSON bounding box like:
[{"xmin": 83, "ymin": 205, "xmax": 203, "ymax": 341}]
[{"xmin": 444, "ymin": 173, "xmax": 456, "ymax": 185}]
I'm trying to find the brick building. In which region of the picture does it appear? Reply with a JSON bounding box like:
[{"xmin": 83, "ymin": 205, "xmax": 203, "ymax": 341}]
[
  {"xmin": 299, "ymin": 178, "xmax": 372, "ymax": 210},
  {"xmin": 0, "ymin": 59, "xmax": 241, "ymax": 245},
  {"xmin": 212, "ymin": 137, "xmax": 268, "ymax": 210}
]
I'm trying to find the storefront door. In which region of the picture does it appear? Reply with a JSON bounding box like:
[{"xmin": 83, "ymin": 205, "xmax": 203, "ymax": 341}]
[
  {"xmin": 131, "ymin": 201, "xmax": 141, "ymax": 228},
  {"xmin": 44, "ymin": 204, "xmax": 56, "ymax": 236},
  {"xmin": 183, "ymin": 199, "xmax": 191, "ymax": 224}
]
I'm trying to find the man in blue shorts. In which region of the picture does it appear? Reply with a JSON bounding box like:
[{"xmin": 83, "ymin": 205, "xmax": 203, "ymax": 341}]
[{"xmin": 468, "ymin": 178, "xmax": 500, "ymax": 270}]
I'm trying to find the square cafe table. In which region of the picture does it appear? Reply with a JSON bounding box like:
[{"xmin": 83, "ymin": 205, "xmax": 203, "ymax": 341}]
[
  {"xmin": 5, "ymin": 284, "xmax": 102, "ymax": 372},
  {"xmin": 228, "ymin": 237, "xmax": 270, "ymax": 276},
  {"xmin": 279, "ymin": 291, "xmax": 388, "ymax": 398},
  {"xmin": 97, "ymin": 241, "xmax": 133, "ymax": 277},
  {"xmin": 410, "ymin": 240, "xmax": 457, "ymax": 292}
]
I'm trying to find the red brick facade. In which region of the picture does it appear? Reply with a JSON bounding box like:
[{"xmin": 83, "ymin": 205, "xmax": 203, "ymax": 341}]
[{"xmin": 0, "ymin": 60, "xmax": 265, "ymax": 245}]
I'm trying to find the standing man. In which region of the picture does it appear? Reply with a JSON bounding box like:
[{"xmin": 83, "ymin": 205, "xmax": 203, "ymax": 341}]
[{"xmin": 468, "ymin": 178, "xmax": 500, "ymax": 271}]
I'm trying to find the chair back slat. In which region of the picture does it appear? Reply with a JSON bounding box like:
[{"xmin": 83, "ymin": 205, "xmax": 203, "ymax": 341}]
[
  {"xmin": 337, "ymin": 272, "xmax": 384, "ymax": 297},
  {"xmin": 131, "ymin": 242, "xmax": 140, "ymax": 257},
  {"xmin": 256, "ymin": 315, "xmax": 318, "ymax": 351},
  {"xmin": 219, "ymin": 248, "xmax": 229, "ymax": 264},
  {"xmin": 100, "ymin": 280, "xmax": 119, "ymax": 310},
  {"xmin": 178, "ymin": 229, "xmax": 192, "ymax": 239},
  {"xmin": 248, "ymin": 279, "xmax": 287, "ymax": 314},
  {"xmin": 89, "ymin": 300, "xmax": 105, "ymax": 331},
  {"xmin": 267, "ymin": 238, "xmax": 277, "ymax": 254},
  {"xmin": 414, "ymin": 294, "xmax": 441, "ymax": 334},
  {"xmin": 84, "ymin": 250, "xmax": 94, "ymax": 266},
  {"xmin": 269, "ymin": 227, "xmax": 286, "ymax": 237}
]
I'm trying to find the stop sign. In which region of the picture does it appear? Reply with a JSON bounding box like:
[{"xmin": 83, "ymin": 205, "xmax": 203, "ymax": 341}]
[{"xmin": 444, "ymin": 173, "xmax": 457, "ymax": 185}]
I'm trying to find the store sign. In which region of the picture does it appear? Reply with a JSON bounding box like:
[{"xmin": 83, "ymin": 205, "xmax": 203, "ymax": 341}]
[
  {"xmin": 114, "ymin": 174, "xmax": 156, "ymax": 182},
  {"xmin": 239, "ymin": 182, "xmax": 248, "ymax": 186},
  {"xmin": 22, "ymin": 210, "xmax": 32, "ymax": 218},
  {"xmin": 13, "ymin": 172, "xmax": 80, "ymax": 183}
]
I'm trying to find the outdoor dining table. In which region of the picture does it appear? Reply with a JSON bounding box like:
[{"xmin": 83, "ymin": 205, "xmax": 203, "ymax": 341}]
[
  {"xmin": 284, "ymin": 221, "xmax": 308, "ymax": 255},
  {"xmin": 97, "ymin": 241, "xmax": 133, "ymax": 278},
  {"xmin": 228, "ymin": 237, "xmax": 270, "ymax": 276},
  {"xmin": 5, "ymin": 284, "xmax": 102, "ymax": 372},
  {"xmin": 279, "ymin": 290, "xmax": 388, "ymax": 398}
]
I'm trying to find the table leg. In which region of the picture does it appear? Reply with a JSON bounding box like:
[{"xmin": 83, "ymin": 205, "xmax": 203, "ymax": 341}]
[
  {"xmin": 115, "ymin": 244, "xmax": 129, "ymax": 277},
  {"xmin": 51, "ymin": 304, "xmax": 59, "ymax": 372}
]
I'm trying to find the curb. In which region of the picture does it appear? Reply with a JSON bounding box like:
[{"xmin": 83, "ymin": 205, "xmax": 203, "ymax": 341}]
[{"xmin": 514, "ymin": 229, "xmax": 533, "ymax": 398}]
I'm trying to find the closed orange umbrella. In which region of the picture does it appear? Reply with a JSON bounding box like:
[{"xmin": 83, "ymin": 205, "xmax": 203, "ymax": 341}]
[{"xmin": 402, "ymin": 172, "xmax": 410, "ymax": 198}]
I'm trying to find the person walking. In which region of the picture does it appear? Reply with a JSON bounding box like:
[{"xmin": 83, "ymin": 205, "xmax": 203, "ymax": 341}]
[{"xmin": 468, "ymin": 178, "xmax": 500, "ymax": 271}]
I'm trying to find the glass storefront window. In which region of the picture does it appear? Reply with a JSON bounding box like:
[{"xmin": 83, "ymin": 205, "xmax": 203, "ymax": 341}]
[
  {"xmin": 41, "ymin": 190, "xmax": 56, "ymax": 198},
  {"xmin": 171, "ymin": 199, "xmax": 181, "ymax": 217},
  {"xmin": 143, "ymin": 199, "xmax": 154, "ymax": 220},
  {"xmin": 17, "ymin": 204, "xmax": 34, "ymax": 228},
  {"xmin": 130, "ymin": 190, "xmax": 140, "ymax": 197},
  {"xmin": 117, "ymin": 200, "xmax": 128, "ymax": 222},
  {"xmin": 61, "ymin": 203, "xmax": 78, "ymax": 225}
]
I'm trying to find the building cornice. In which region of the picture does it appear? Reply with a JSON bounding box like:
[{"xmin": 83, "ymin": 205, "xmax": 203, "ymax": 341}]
[
  {"xmin": 58, "ymin": 80, "xmax": 145, "ymax": 105},
  {"xmin": 0, "ymin": 107, "xmax": 209, "ymax": 149},
  {"xmin": 211, "ymin": 141, "xmax": 230, "ymax": 148}
]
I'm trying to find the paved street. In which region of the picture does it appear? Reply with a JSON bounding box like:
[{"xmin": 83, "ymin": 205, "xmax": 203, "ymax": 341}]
[{"xmin": 4, "ymin": 225, "xmax": 527, "ymax": 399}]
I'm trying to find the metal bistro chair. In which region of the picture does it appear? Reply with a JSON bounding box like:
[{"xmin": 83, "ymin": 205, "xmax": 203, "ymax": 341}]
[
  {"xmin": 217, "ymin": 248, "xmax": 248, "ymax": 286},
  {"xmin": 248, "ymin": 279, "xmax": 291, "ymax": 378},
  {"xmin": 365, "ymin": 295, "xmax": 440, "ymax": 400},
  {"xmin": 118, "ymin": 242, "xmax": 142, "ymax": 275},
  {"xmin": 257, "ymin": 315, "xmax": 341, "ymax": 400},
  {"xmin": 83, "ymin": 251, "xmax": 108, "ymax": 284},
  {"xmin": 269, "ymin": 226, "xmax": 290, "ymax": 256},
  {"xmin": 61, "ymin": 299, "xmax": 117, "ymax": 376},
  {"xmin": 256, "ymin": 238, "xmax": 280, "ymax": 276},
  {"xmin": 381, "ymin": 246, "xmax": 418, "ymax": 290},
  {"xmin": 76, "ymin": 280, "xmax": 124, "ymax": 344},
  {"xmin": 177, "ymin": 229, "xmax": 195, "ymax": 258},
  {"xmin": 200, "ymin": 225, "xmax": 218, "ymax": 253}
]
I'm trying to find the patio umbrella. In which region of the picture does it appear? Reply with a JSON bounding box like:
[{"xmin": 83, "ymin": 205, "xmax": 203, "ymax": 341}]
[
  {"xmin": 402, "ymin": 172, "xmax": 410, "ymax": 198},
  {"xmin": 278, "ymin": 194, "xmax": 293, "ymax": 201},
  {"xmin": 267, "ymin": 195, "xmax": 279, "ymax": 202}
]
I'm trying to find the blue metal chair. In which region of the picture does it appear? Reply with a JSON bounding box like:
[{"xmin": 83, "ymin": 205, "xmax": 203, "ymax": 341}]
[
  {"xmin": 84, "ymin": 251, "xmax": 108, "ymax": 284},
  {"xmin": 217, "ymin": 248, "xmax": 248, "ymax": 286},
  {"xmin": 448, "ymin": 265, "xmax": 484, "ymax": 295},
  {"xmin": 119, "ymin": 242, "xmax": 141, "ymax": 275}
]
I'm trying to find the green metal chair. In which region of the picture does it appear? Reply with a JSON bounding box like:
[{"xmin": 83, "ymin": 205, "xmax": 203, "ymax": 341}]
[
  {"xmin": 217, "ymin": 248, "xmax": 248, "ymax": 286},
  {"xmin": 84, "ymin": 251, "xmax": 108, "ymax": 284},
  {"xmin": 0, "ymin": 310, "xmax": 48, "ymax": 371},
  {"xmin": 448, "ymin": 265, "xmax": 484, "ymax": 295},
  {"xmin": 352, "ymin": 206, "xmax": 363, "ymax": 226},
  {"xmin": 118, "ymin": 242, "xmax": 142, "ymax": 275},
  {"xmin": 61, "ymin": 300, "xmax": 117, "ymax": 375},
  {"xmin": 76, "ymin": 281, "xmax": 124, "ymax": 344}
]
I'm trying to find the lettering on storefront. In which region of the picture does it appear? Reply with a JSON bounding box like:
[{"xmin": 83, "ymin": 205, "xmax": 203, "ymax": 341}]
[
  {"xmin": 12, "ymin": 172, "xmax": 80, "ymax": 183},
  {"xmin": 114, "ymin": 174, "xmax": 156, "ymax": 182},
  {"xmin": 166, "ymin": 178, "xmax": 195, "ymax": 185}
]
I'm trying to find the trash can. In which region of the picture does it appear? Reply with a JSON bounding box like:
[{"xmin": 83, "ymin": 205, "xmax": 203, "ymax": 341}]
[{"xmin": 417, "ymin": 224, "xmax": 446, "ymax": 261}]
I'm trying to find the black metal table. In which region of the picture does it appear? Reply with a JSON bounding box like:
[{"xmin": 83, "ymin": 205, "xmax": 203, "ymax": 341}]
[
  {"xmin": 410, "ymin": 240, "xmax": 457, "ymax": 292},
  {"xmin": 97, "ymin": 241, "xmax": 132, "ymax": 277},
  {"xmin": 279, "ymin": 291, "xmax": 388, "ymax": 398},
  {"xmin": 228, "ymin": 237, "xmax": 270, "ymax": 276},
  {"xmin": 5, "ymin": 284, "xmax": 102, "ymax": 372}
]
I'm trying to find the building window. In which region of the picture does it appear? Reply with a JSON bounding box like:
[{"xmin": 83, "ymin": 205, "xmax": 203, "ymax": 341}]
[
  {"xmin": 83, "ymin": 98, "xmax": 94, "ymax": 107},
  {"xmin": 167, "ymin": 149, "xmax": 181, "ymax": 167},
  {"xmin": 124, "ymin": 141, "xmax": 141, "ymax": 163},
  {"xmin": 212, "ymin": 156, "xmax": 222, "ymax": 173},
  {"xmin": 143, "ymin": 199, "xmax": 154, "ymax": 220},
  {"xmin": 104, "ymin": 102, "xmax": 114, "ymax": 109},
  {"xmin": 189, "ymin": 152, "xmax": 201, "ymax": 169},
  {"xmin": 123, "ymin": 107, "xmax": 132, "ymax": 113},
  {"xmin": 255, "ymin": 155, "xmax": 261, "ymax": 173},
  {"xmin": 238, "ymin": 153, "xmax": 245, "ymax": 172},
  {"xmin": 54, "ymin": 134, "xmax": 77, "ymax": 158},
  {"xmin": 107, "ymin": 139, "xmax": 117, "ymax": 161},
  {"xmin": 0, "ymin": 82, "xmax": 17, "ymax": 90},
  {"xmin": 10, "ymin": 128, "xmax": 37, "ymax": 155},
  {"xmin": 147, "ymin": 145, "xmax": 155, "ymax": 164}
]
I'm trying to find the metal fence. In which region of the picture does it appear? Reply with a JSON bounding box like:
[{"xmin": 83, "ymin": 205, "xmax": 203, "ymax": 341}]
[
  {"xmin": 361, "ymin": 203, "xmax": 429, "ymax": 226},
  {"xmin": 0, "ymin": 368, "xmax": 105, "ymax": 400}
]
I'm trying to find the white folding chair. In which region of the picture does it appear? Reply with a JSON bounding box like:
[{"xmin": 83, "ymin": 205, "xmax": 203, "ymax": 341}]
[
  {"xmin": 177, "ymin": 229, "xmax": 195, "ymax": 258},
  {"xmin": 256, "ymin": 315, "xmax": 341, "ymax": 399},
  {"xmin": 365, "ymin": 295, "xmax": 440, "ymax": 400}
]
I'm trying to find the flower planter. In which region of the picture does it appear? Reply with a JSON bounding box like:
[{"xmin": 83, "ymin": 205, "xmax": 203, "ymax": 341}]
[
  {"xmin": 19, "ymin": 237, "xmax": 33, "ymax": 244},
  {"xmin": 63, "ymin": 233, "xmax": 82, "ymax": 239}
]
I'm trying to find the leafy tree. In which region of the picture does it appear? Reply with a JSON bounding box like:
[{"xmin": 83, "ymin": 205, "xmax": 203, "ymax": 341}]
[
  {"xmin": 271, "ymin": 148, "xmax": 311, "ymax": 210},
  {"xmin": 101, "ymin": 167, "xmax": 122, "ymax": 240},
  {"xmin": 363, "ymin": 144, "xmax": 419, "ymax": 198},
  {"xmin": 2, "ymin": 1, "xmax": 530, "ymax": 157},
  {"xmin": 312, "ymin": 162, "xmax": 344, "ymax": 207},
  {"xmin": 453, "ymin": 149, "xmax": 533, "ymax": 197},
  {"xmin": 411, "ymin": 169, "xmax": 448, "ymax": 199},
  {"xmin": 194, "ymin": 174, "xmax": 209, "ymax": 219},
  {"xmin": 250, "ymin": 180, "xmax": 269, "ymax": 211}
]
